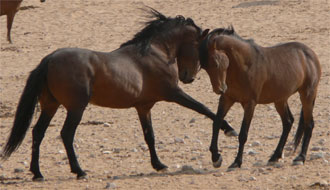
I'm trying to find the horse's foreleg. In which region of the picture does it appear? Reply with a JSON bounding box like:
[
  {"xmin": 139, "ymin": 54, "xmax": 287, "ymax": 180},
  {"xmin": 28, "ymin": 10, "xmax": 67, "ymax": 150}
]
[
  {"xmin": 136, "ymin": 104, "xmax": 167, "ymax": 171},
  {"xmin": 167, "ymin": 88, "xmax": 237, "ymax": 136},
  {"xmin": 210, "ymin": 95, "xmax": 234, "ymax": 168},
  {"xmin": 228, "ymin": 101, "xmax": 256, "ymax": 170},
  {"xmin": 268, "ymin": 102, "xmax": 294, "ymax": 164},
  {"xmin": 6, "ymin": 12, "xmax": 16, "ymax": 43},
  {"xmin": 61, "ymin": 109, "xmax": 87, "ymax": 179}
]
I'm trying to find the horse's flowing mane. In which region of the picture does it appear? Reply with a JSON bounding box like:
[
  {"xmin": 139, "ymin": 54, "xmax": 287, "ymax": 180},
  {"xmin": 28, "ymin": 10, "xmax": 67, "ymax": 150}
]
[
  {"xmin": 120, "ymin": 7, "xmax": 202, "ymax": 55},
  {"xmin": 199, "ymin": 26, "xmax": 258, "ymax": 68}
]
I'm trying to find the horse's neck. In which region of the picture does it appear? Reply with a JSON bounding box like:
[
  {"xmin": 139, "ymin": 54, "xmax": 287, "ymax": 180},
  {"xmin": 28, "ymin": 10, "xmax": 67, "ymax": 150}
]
[
  {"xmin": 151, "ymin": 40, "xmax": 179, "ymax": 61},
  {"xmin": 224, "ymin": 38, "xmax": 256, "ymax": 72}
]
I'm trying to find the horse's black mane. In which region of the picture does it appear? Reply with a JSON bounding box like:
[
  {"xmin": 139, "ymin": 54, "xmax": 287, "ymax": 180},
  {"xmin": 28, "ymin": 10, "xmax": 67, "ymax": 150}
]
[
  {"xmin": 199, "ymin": 26, "xmax": 258, "ymax": 68},
  {"xmin": 120, "ymin": 8, "xmax": 202, "ymax": 55}
]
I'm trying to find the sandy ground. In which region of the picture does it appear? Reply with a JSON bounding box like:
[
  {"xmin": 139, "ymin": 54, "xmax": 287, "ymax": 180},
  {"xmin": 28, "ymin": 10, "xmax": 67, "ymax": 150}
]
[{"xmin": 0, "ymin": 0, "xmax": 329, "ymax": 189}]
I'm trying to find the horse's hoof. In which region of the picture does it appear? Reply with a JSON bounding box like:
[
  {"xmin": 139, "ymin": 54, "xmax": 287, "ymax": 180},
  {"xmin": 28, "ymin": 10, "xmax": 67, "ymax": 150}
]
[
  {"xmin": 212, "ymin": 157, "xmax": 223, "ymax": 168},
  {"xmin": 267, "ymin": 161, "xmax": 277, "ymax": 166},
  {"xmin": 159, "ymin": 167, "xmax": 169, "ymax": 173},
  {"xmin": 226, "ymin": 167, "xmax": 236, "ymax": 172},
  {"xmin": 32, "ymin": 177, "xmax": 45, "ymax": 182},
  {"xmin": 77, "ymin": 171, "xmax": 88, "ymax": 180},
  {"xmin": 227, "ymin": 162, "xmax": 240, "ymax": 172},
  {"xmin": 292, "ymin": 160, "xmax": 304, "ymax": 166},
  {"xmin": 225, "ymin": 130, "xmax": 238, "ymax": 137}
]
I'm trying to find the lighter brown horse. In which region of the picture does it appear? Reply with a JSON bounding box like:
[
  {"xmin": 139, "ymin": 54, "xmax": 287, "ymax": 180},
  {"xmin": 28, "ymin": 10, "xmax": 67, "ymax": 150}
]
[
  {"xmin": 1, "ymin": 10, "xmax": 237, "ymax": 181},
  {"xmin": 0, "ymin": 0, "xmax": 45, "ymax": 43},
  {"xmin": 199, "ymin": 27, "xmax": 321, "ymax": 170}
]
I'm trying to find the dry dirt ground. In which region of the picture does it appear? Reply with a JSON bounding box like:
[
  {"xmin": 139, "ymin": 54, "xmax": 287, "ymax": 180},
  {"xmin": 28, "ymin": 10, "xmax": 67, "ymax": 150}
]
[{"xmin": 0, "ymin": 0, "xmax": 329, "ymax": 189}]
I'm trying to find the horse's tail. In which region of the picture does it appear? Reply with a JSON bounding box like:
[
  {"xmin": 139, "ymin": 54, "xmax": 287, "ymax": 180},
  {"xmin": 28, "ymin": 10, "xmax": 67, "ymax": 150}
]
[
  {"xmin": 1, "ymin": 55, "xmax": 50, "ymax": 160},
  {"xmin": 293, "ymin": 109, "xmax": 304, "ymax": 152}
]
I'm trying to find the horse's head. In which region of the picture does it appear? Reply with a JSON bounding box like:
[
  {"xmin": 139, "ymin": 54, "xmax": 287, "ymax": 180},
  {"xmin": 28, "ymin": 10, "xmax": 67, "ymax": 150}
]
[
  {"xmin": 203, "ymin": 41, "xmax": 229, "ymax": 95},
  {"xmin": 177, "ymin": 26, "xmax": 209, "ymax": 84}
]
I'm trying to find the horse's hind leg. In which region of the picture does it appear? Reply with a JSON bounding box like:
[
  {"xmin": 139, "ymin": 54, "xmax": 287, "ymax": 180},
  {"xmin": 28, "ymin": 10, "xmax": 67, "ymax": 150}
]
[
  {"xmin": 136, "ymin": 104, "xmax": 167, "ymax": 171},
  {"xmin": 61, "ymin": 108, "xmax": 87, "ymax": 179},
  {"xmin": 293, "ymin": 93, "xmax": 316, "ymax": 165},
  {"xmin": 30, "ymin": 91, "xmax": 59, "ymax": 181},
  {"xmin": 268, "ymin": 101, "xmax": 294, "ymax": 164}
]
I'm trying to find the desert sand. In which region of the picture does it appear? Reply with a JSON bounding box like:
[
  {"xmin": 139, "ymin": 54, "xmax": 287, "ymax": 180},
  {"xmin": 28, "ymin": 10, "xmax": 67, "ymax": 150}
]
[{"xmin": 0, "ymin": 0, "xmax": 329, "ymax": 189}]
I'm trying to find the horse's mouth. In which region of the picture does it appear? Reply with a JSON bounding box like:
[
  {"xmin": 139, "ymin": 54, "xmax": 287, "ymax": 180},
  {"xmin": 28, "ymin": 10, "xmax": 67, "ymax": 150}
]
[{"xmin": 182, "ymin": 78, "xmax": 195, "ymax": 84}]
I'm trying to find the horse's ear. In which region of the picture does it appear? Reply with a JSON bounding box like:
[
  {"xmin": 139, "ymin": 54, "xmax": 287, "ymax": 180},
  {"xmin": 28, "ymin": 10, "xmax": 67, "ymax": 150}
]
[{"xmin": 200, "ymin": 29, "xmax": 210, "ymax": 40}]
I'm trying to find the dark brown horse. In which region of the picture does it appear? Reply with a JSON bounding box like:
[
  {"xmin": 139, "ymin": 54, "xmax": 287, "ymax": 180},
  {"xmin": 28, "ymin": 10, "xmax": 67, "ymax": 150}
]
[
  {"xmin": 0, "ymin": 0, "xmax": 45, "ymax": 43},
  {"xmin": 199, "ymin": 26, "xmax": 321, "ymax": 170},
  {"xmin": 1, "ymin": 10, "xmax": 236, "ymax": 181}
]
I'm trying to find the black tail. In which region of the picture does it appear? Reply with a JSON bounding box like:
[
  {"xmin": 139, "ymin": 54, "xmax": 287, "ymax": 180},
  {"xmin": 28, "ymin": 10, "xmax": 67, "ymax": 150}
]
[
  {"xmin": 1, "ymin": 55, "xmax": 50, "ymax": 160},
  {"xmin": 293, "ymin": 109, "xmax": 304, "ymax": 152}
]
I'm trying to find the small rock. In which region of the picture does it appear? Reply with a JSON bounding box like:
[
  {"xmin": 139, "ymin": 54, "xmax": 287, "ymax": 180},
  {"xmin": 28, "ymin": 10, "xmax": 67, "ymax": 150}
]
[
  {"xmin": 189, "ymin": 118, "xmax": 196, "ymax": 123},
  {"xmin": 213, "ymin": 172, "xmax": 224, "ymax": 177},
  {"xmin": 184, "ymin": 135, "xmax": 190, "ymax": 139},
  {"xmin": 252, "ymin": 141, "xmax": 261, "ymax": 147},
  {"xmin": 174, "ymin": 137, "xmax": 185, "ymax": 144},
  {"xmin": 113, "ymin": 176, "xmax": 120, "ymax": 180},
  {"xmin": 105, "ymin": 182, "xmax": 116, "ymax": 189},
  {"xmin": 310, "ymin": 180, "xmax": 328, "ymax": 187},
  {"xmin": 0, "ymin": 174, "xmax": 5, "ymax": 180},
  {"xmin": 310, "ymin": 152, "xmax": 324, "ymax": 160},
  {"xmin": 112, "ymin": 148, "xmax": 120, "ymax": 153},
  {"xmin": 14, "ymin": 168, "xmax": 24, "ymax": 173},
  {"xmin": 311, "ymin": 146, "xmax": 321, "ymax": 151},
  {"xmin": 247, "ymin": 149, "xmax": 258, "ymax": 156},
  {"xmin": 59, "ymin": 150, "xmax": 65, "ymax": 154},
  {"xmin": 249, "ymin": 176, "xmax": 256, "ymax": 181},
  {"xmin": 253, "ymin": 160, "xmax": 264, "ymax": 167},
  {"xmin": 139, "ymin": 144, "xmax": 148, "ymax": 151},
  {"xmin": 131, "ymin": 148, "xmax": 138, "ymax": 152},
  {"xmin": 103, "ymin": 123, "xmax": 111, "ymax": 127},
  {"xmin": 181, "ymin": 165, "xmax": 194, "ymax": 172},
  {"xmin": 103, "ymin": 151, "xmax": 111, "ymax": 154},
  {"xmin": 318, "ymin": 139, "xmax": 326, "ymax": 145}
]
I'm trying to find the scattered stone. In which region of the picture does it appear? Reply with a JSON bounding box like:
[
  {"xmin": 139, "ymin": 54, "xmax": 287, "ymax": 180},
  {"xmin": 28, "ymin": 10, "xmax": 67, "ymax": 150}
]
[
  {"xmin": 253, "ymin": 160, "xmax": 264, "ymax": 167},
  {"xmin": 59, "ymin": 150, "xmax": 65, "ymax": 154},
  {"xmin": 174, "ymin": 137, "xmax": 185, "ymax": 144},
  {"xmin": 113, "ymin": 176, "xmax": 120, "ymax": 180},
  {"xmin": 189, "ymin": 118, "xmax": 196, "ymax": 123},
  {"xmin": 131, "ymin": 148, "xmax": 138, "ymax": 152},
  {"xmin": 224, "ymin": 145, "xmax": 238, "ymax": 149},
  {"xmin": 103, "ymin": 123, "xmax": 111, "ymax": 127},
  {"xmin": 311, "ymin": 146, "xmax": 321, "ymax": 151},
  {"xmin": 247, "ymin": 149, "xmax": 258, "ymax": 156},
  {"xmin": 14, "ymin": 168, "xmax": 24, "ymax": 173},
  {"xmin": 0, "ymin": 174, "xmax": 5, "ymax": 180},
  {"xmin": 191, "ymin": 157, "xmax": 197, "ymax": 161},
  {"xmin": 252, "ymin": 141, "xmax": 261, "ymax": 147},
  {"xmin": 112, "ymin": 148, "xmax": 120, "ymax": 153},
  {"xmin": 213, "ymin": 172, "xmax": 224, "ymax": 177},
  {"xmin": 105, "ymin": 182, "xmax": 116, "ymax": 189},
  {"xmin": 310, "ymin": 152, "xmax": 324, "ymax": 160},
  {"xmin": 249, "ymin": 176, "xmax": 257, "ymax": 181},
  {"xmin": 103, "ymin": 151, "xmax": 111, "ymax": 154},
  {"xmin": 184, "ymin": 135, "xmax": 190, "ymax": 139},
  {"xmin": 318, "ymin": 139, "xmax": 326, "ymax": 145},
  {"xmin": 181, "ymin": 165, "xmax": 194, "ymax": 172},
  {"xmin": 310, "ymin": 180, "xmax": 328, "ymax": 188},
  {"xmin": 139, "ymin": 144, "xmax": 148, "ymax": 151}
]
